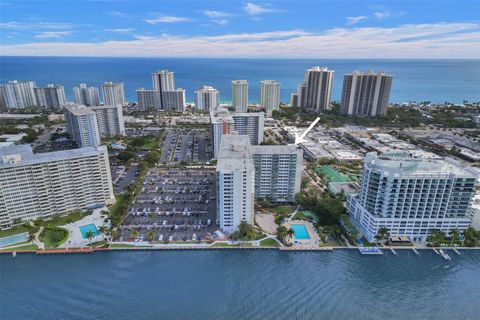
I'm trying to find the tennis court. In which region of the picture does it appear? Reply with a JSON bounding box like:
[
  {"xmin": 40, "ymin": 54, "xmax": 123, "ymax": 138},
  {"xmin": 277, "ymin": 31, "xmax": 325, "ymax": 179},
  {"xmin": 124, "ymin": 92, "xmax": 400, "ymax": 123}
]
[{"xmin": 315, "ymin": 166, "xmax": 352, "ymax": 182}]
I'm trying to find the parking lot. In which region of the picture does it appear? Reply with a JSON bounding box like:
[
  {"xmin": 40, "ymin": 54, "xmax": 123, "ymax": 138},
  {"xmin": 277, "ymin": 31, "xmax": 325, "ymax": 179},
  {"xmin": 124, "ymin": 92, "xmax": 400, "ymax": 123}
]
[
  {"xmin": 111, "ymin": 165, "xmax": 138, "ymax": 194},
  {"xmin": 159, "ymin": 128, "xmax": 212, "ymax": 164},
  {"xmin": 117, "ymin": 168, "xmax": 217, "ymax": 243}
]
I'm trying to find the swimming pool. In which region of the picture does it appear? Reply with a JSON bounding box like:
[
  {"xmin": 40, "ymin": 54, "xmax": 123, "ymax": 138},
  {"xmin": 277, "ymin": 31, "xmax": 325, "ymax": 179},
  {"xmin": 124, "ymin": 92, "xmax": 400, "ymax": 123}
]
[
  {"xmin": 291, "ymin": 224, "xmax": 310, "ymax": 240},
  {"xmin": 0, "ymin": 232, "xmax": 28, "ymax": 248},
  {"xmin": 79, "ymin": 224, "xmax": 98, "ymax": 239}
]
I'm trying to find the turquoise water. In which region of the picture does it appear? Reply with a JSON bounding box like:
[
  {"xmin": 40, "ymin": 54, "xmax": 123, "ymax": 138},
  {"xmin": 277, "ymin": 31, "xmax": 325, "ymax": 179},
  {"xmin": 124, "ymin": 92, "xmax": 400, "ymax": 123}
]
[
  {"xmin": 0, "ymin": 232, "xmax": 28, "ymax": 248},
  {"xmin": 1, "ymin": 250, "xmax": 479, "ymax": 319},
  {"xmin": 291, "ymin": 224, "xmax": 310, "ymax": 240},
  {"xmin": 1, "ymin": 57, "xmax": 479, "ymax": 103},
  {"xmin": 79, "ymin": 224, "xmax": 98, "ymax": 239}
]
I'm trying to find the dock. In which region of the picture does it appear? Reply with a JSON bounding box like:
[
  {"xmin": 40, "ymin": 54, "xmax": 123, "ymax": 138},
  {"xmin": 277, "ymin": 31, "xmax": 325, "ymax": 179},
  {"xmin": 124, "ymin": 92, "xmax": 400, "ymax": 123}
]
[
  {"xmin": 452, "ymin": 248, "xmax": 461, "ymax": 255},
  {"xmin": 432, "ymin": 248, "xmax": 440, "ymax": 255},
  {"xmin": 389, "ymin": 247, "xmax": 397, "ymax": 255},
  {"xmin": 358, "ymin": 247, "xmax": 383, "ymax": 255},
  {"xmin": 412, "ymin": 248, "xmax": 420, "ymax": 255}
]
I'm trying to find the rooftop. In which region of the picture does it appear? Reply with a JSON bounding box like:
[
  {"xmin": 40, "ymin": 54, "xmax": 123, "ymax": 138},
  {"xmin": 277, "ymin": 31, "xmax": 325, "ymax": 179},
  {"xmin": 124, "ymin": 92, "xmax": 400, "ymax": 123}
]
[
  {"xmin": 0, "ymin": 144, "xmax": 106, "ymax": 168},
  {"xmin": 217, "ymin": 135, "xmax": 253, "ymax": 172},
  {"xmin": 365, "ymin": 151, "xmax": 479, "ymax": 178}
]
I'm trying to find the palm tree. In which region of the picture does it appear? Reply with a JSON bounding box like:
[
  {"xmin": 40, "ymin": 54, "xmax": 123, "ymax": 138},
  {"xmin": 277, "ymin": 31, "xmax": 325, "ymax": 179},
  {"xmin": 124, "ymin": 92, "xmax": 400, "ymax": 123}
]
[
  {"xmin": 131, "ymin": 230, "xmax": 139, "ymax": 240},
  {"xmin": 286, "ymin": 228, "xmax": 295, "ymax": 241},
  {"xmin": 374, "ymin": 227, "xmax": 390, "ymax": 243},
  {"xmin": 463, "ymin": 227, "xmax": 480, "ymax": 247},
  {"xmin": 98, "ymin": 226, "xmax": 107, "ymax": 236},
  {"xmin": 276, "ymin": 226, "xmax": 287, "ymax": 243},
  {"xmin": 27, "ymin": 233, "xmax": 36, "ymax": 243},
  {"xmin": 86, "ymin": 230, "xmax": 95, "ymax": 247},
  {"xmin": 427, "ymin": 229, "xmax": 446, "ymax": 247},
  {"xmin": 449, "ymin": 229, "xmax": 460, "ymax": 246},
  {"xmin": 148, "ymin": 230, "xmax": 156, "ymax": 242}
]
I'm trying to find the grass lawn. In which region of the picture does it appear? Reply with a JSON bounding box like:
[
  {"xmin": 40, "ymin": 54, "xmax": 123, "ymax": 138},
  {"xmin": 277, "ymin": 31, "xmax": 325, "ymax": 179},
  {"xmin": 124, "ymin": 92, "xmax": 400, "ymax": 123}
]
[
  {"xmin": 39, "ymin": 227, "xmax": 69, "ymax": 248},
  {"xmin": 211, "ymin": 242, "xmax": 254, "ymax": 248},
  {"xmin": 260, "ymin": 238, "xmax": 280, "ymax": 247},
  {"xmin": 108, "ymin": 195, "xmax": 129, "ymax": 227},
  {"xmin": 0, "ymin": 224, "xmax": 32, "ymax": 238},
  {"xmin": 2, "ymin": 244, "xmax": 39, "ymax": 251},
  {"xmin": 109, "ymin": 243, "xmax": 152, "ymax": 249},
  {"xmin": 34, "ymin": 211, "xmax": 89, "ymax": 228},
  {"xmin": 266, "ymin": 205, "xmax": 296, "ymax": 215}
]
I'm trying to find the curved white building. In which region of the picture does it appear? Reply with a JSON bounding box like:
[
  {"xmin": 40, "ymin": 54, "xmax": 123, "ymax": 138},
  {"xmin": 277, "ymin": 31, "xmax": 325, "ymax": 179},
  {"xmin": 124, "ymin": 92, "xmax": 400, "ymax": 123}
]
[{"xmin": 347, "ymin": 152, "xmax": 479, "ymax": 242}]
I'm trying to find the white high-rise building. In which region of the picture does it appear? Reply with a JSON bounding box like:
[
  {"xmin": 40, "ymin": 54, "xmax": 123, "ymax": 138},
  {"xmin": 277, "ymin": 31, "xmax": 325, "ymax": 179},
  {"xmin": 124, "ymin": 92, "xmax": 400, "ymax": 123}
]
[
  {"xmin": 251, "ymin": 145, "xmax": 302, "ymax": 202},
  {"xmin": 260, "ymin": 80, "xmax": 280, "ymax": 115},
  {"xmin": 195, "ymin": 86, "xmax": 219, "ymax": 110},
  {"xmin": 0, "ymin": 144, "xmax": 114, "ymax": 228},
  {"xmin": 232, "ymin": 80, "xmax": 248, "ymax": 112},
  {"xmin": 210, "ymin": 109, "xmax": 236, "ymax": 159},
  {"xmin": 210, "ymin": 108, "xmax": 264, "ymax": 158},
  {"xmin": 347, "ymin": 152, "xmax": 479, "ymax": 242},
  {"xmin": 216, "ymin": 135, "xmax": 254, "ymax": 233},
  {"xmin": 162, "ymin": 88, "xmax": 186, "ymax": 112},
  {"xmin": 136, "ymin": 88, "xmax": 159, "ymax": 110},
  {"xmin": 34, "ymin": 84, "xmax": 66, "ymax": 108},
  {"xmin": 64, "ymin": 104, "xmax": 101, "ymax": 148},
  {"xmin": 216, "ymin": 135, "xmax": 303, "ymax": 232},
  {"xmin": 297, "ymin": 66, "xmax": 334, "ymax": 112},
  {"xmin": 73, "ymin": 83, "xmax": 100, "ymax": 106},
  {"xmin": 64, "ymin": 103, "xmax": 125, "ymax": 147},
  {"xmin": 152, "ymin": 70, "xmax": 175, "ymax": 109},
  {"xmin": 102, "ymin": 81, "xmax": 125, "ymax": 106},
  {"xmin": 0, "ymin": 80, "xmax": 37, "ymax": 108},
  {"xmin": 341, "ymin": 71, "xmax": 393, "ymax": 117},
  {"xmin": 90, "ymin": 105, "xmax": 125, "ymax": 137}
]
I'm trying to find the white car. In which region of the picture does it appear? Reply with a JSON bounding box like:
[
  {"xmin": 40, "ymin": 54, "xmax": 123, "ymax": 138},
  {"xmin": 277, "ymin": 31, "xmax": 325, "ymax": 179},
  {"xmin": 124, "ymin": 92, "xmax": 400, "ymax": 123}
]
[
  {"xmin": 168, "ymin": 236, "xmax": 173, "ymax": 242},
  {"xmin": 192, "ymin": 234, "xmax": 197, "ymax": 241},
  {"xmin": 158, "ymin": 234, "xmax": 163, "ymax": 241}
]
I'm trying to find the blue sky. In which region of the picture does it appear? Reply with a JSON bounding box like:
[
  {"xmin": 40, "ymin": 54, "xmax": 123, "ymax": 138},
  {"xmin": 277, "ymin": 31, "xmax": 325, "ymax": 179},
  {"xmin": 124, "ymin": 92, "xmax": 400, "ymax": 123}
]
[{"xmin": 1, "ymin": 0, "xmax": 479, "ymax": 58}]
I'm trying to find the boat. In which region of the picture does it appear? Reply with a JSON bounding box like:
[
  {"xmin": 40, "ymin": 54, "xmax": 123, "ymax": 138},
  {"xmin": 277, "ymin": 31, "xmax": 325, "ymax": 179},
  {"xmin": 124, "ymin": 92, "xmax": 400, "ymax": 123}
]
[{"xmin": 438, "ymin": 249, "xmax": 451, "ymax": 261}]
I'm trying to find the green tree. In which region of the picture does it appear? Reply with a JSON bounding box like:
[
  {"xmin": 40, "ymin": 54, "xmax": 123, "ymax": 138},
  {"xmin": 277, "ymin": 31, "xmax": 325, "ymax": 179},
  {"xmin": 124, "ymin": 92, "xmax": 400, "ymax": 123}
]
[
  {"xmin": 86, "ymin": 230, "xmax": 95, "ymax": 247},
  {"xmin": 427, "ymin": 229, "xmax": 446, "ymax": 247},
  {"xmin": 286, "ymin": 228, "xmax": 295, "ymax": 241},
  {"xmin": 148, "ymin": 230, "xmax": 156, "ymax": 242},
  {"xmin": 463, "ymin": 227, "xmax": 480, "ymax": 247},
  {"xmin": 448, "ymin": 229, "xmax": 460, "ymax": 245},
  {"xmin": 276, "ymin": 226, "xmax": 287, "ymax": 243},
  {"xmin": 374, "ymin": 227, "xmax": 390, "ymax": 243}
]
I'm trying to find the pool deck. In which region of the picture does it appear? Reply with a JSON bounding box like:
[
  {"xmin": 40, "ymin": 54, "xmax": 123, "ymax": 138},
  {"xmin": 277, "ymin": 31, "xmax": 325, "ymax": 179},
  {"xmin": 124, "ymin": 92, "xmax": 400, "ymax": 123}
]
[
  {"xmin": 59, "ymin": 208, "xmax": 109, "ymax": 249},
  {"xmin": 284, "ymin": 220, "xmax": 320, "ymax": 248}
]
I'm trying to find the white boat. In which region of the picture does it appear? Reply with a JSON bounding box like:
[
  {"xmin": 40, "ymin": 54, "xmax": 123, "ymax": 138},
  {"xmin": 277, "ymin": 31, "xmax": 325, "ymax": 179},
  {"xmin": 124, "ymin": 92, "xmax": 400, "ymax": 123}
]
[{"xmin": 439, "ymin": 249, "xmax": 451, "ymax": 261}]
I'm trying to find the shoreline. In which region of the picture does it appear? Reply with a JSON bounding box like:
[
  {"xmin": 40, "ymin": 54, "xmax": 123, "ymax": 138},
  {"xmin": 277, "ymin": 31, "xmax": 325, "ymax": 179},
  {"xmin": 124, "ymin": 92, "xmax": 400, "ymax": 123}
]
[{"xmin": 2, "ymin": 244, "xmax": 480, "ymax": 255}]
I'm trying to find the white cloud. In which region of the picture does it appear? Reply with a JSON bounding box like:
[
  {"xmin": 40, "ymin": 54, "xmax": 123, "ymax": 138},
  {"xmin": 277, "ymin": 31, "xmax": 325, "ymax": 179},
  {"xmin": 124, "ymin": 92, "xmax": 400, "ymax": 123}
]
[
  {"xmin": 109, "ymin": 11, "xmax": 130, "ymax": 18},
  {"xmin": 144, "ymin": 16, "xmax": 191, "ymax": 24},
  {"xmin": 104, "ymin": 28, "xmax": 134, "ymax": 33},
  {"xmin": 347, "ymin": 16, "xmax": 367, "ymax": 25},
  {"xmin": 374, "ymin": 11, "xmax": 392, "ymax": 19},
  {"xmin": 3, "ymin": 23, "xmax": 479, "ymax": 58},
  {"xmin": 34, "ymin": 31, "xmax": 73, "ymax": 39},
  {"xmin": 203, "ymin": 10, "xmax": 231, "ymax": 18},
  {"xmin": 244, "ymin": 3, "xmax": 278, "ymax": 15},
  {"xmin": 212, "ymin": 19, "xmax": 228, "ymax": 26},
  {"xmin": 0, "ymin": 21, "xmax": 73, "ymax": 30}
]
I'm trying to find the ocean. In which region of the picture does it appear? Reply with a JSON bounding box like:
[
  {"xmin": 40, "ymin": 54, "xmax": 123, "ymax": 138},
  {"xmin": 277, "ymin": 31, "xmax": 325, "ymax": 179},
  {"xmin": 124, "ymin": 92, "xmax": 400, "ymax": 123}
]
[
  {"xmin": 1, "ymin": 57, "xmax": 479, "ymax": 104},
  {"xmin": 1, "ymin": 250, "xmax": 479, "ymax": 320}
]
